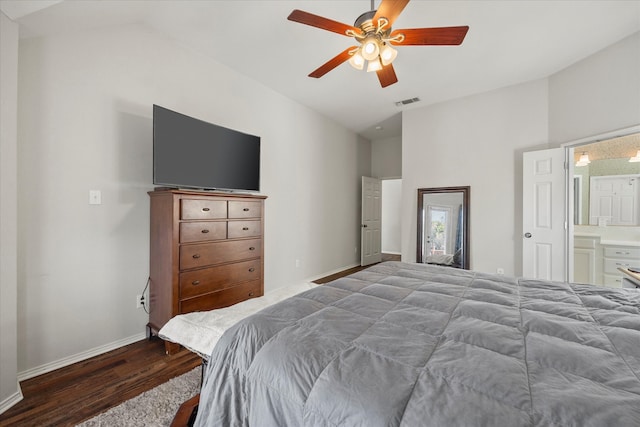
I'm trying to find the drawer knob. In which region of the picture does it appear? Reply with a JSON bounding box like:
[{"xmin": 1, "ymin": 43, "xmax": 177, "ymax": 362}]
[
  {"xmin": 243, "ymin": 208, "xmax": 250, "ymax": 211},
  {"xmin": 192, "ymin": 254, "xmax": 201, "ymax": 259},
  {"xmin": 249, "ymin": 247, "xmax": 255, "ymax": 251},
  {"xmin": 243, "ymin": 227, "xmax": 249, "ymax": 231},
  {"xmin": 249, "ymin": 267, "xmax": 255, "ymax": 272},
  {"xmin": 249, "ymin": 292, "xmax": 254, "ymax": 296},
  {"xmin": 201, "ymin": 229, "xmax": 209, "ymax": 234},
  {"xmin": 202, "ymin": 207, "xmax": 210, "ymax": 212},
  {"xmin": 192, "ymin": 280, "xmax": 200, "ymax": 285}
]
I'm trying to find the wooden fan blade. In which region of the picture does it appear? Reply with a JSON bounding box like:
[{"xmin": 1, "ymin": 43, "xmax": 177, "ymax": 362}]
[
  {"xmin": 376, "ymin": 63, "xmax": 398, "ymax": 88},
  {"xmin": 373, "ymin": 0, "xmax": 410, "ymax": 28},
  {"xmin": 288, "ymin": 10, "xmax": 360, "ymax": 36},
  {"xmin": 390, "ymin": 26, "xmax": 469, "ymax": 46},
  {"xmin": 309, "ymin": 47, "xmax": 357, "ymax": 78}
]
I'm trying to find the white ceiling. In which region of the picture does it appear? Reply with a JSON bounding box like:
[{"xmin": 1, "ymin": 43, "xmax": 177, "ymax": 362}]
[{"xmin": 3, "ymin": 0, "xmax": 640, "ymax": 140}]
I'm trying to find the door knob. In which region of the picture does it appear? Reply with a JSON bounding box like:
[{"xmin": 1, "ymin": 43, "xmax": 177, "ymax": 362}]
[
  {"xmin": 524, "ymin": 232, "xmax": 532, "ymax": 238},
  {"xmin": 362, "ymin": 224, "xmax": 368, "ymax": 228}
]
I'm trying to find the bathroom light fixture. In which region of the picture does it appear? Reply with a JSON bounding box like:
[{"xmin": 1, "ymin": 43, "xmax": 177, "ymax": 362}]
[
  {"xmin": 576, "ymin": 152, "xmax": 591, "ymax": 167},
  {"xmin": 629, "ymin": 150, "xmax": 640, "ymax": 163}
]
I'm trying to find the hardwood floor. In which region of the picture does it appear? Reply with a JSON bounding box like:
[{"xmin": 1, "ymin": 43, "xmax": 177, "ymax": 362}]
[
  {"xmin": 0, "ymin": 337, "xmax": 201, "ymax": 427},
  {"xmin": 0, "ymin": 255, "xmax": 399, "ymax": 427},
  {"xmin": 313, "ymin": 253, "xmax": 401, "ymax": 284}
]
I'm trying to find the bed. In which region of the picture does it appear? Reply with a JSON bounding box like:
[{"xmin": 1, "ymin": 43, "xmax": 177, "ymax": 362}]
[{"xmin": 171, "ymin": 261, "xmax": 640, "ymax": 426}]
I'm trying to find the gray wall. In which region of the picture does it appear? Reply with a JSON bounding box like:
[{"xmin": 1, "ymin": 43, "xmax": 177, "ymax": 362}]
[
  {"xmin": 372, "ymin": 136, "xmax": 402, "ymax": 179},
  {"xmin": 0, "ymin": 11, "xmax": 21, "ymax": 413},
  {"xmin": 14, "ymin": 23, "xmax": 369, "ymax": 379},
  {"xmin": 401, "ymin": 31, "xmax": 640, "ymax": 276},
  {"xmin": 402, "ymin": 79, "xmax": 549, "ymax": 275},
  {"xmin": 549, "ymin": 32, "xmax": 640, "ymax": 144}
]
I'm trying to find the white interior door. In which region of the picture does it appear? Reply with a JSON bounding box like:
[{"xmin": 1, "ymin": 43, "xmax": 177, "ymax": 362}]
[
  {"xmin": 523, "ymin": 148, "xmax": 566, "ymax": 281},
  {"xmin": 361, "ymin": 176, "xmax": 382, "ymax": 266}
]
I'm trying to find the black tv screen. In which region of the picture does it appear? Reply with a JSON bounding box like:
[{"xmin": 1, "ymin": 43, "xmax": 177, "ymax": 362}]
[{"xmin": 153, "ymin": 105, "xmax": 260, "ymax": 192}]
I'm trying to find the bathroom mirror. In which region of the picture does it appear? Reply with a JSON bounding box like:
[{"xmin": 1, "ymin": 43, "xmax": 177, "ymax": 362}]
[
  {"xmin": 573, "ymin": 133, "xmax": 640, "ymax": 226},
  {"xmin": 417, "ymin": 186, "xmax": 470, "ymax": 269}
]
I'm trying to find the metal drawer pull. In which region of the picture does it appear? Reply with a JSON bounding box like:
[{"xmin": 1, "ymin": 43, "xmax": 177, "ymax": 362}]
[
  {"xmin": 192, "ymin": 280, "xmax": 200, "ymax": 285},
  {"xmin": 615, "ymin": 251, "xmax": 630, "ymax": 255},
  {"xmin": 616, "ymin": 262, "xmax": 629, "ymax": 266},
  {"xmin": 243, "ymin": 208, "xmax": 250, "ymax": 211},
  {"xmin": 243, "ymin": 227, "xmax": 249, "ymax": 231},
  {"xmin": 249, "ymin": 268, "xmax": 255, "ymax": 272},
  {"xmin": 249, "ymin": 247, "xmax": 255, "ymax": 251},
  {"xmin": 248, "ymin": 292, "xmax": 254, "ymax": 296},
  {"xmin": 201, "ymin": 229, "xmax": 209, "ymax": 234},
  {"xmin": 192, "ymin": 254, "xmax": 201, "ymax": 259},
  {"xmin": 202, "ymin": 207, "xmax": 210, "ymax": 212}
]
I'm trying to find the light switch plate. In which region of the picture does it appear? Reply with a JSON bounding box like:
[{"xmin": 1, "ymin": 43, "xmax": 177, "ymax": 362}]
[{"xmin": 89, "ymin": 190, "xmax": 101, "ymax": 205}]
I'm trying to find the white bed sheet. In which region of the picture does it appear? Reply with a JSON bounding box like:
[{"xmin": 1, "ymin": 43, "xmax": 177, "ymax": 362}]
[{"xmin": 158, "ymin": 281, "xmax": 319, "ymax": 359}]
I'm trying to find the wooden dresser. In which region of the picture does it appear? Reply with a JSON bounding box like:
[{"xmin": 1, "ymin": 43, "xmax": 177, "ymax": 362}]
[{"xmin": 147, "ymin": 189, "xmax": 266, "ymax": 351}]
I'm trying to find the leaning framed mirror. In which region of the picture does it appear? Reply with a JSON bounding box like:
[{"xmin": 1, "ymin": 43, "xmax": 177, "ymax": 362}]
[{"xmin": 417, "ymin": 186, "xmax": 470, "ymax": 269}]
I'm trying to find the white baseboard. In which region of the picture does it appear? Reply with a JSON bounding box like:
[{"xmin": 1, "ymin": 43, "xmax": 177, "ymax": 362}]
[
  {"xmin": 382, "ymin": 251, "xmax": 402, "ymax": 255},
  {"xmin": 0, "ymin": 388, "xmax": 23, "ymax": 416},
  {"xmin": 17, "ymin": 332, "xmax": 147, "ymax": 382}
]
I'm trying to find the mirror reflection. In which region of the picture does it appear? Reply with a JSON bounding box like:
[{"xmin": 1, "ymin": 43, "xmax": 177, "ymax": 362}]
[
  {"xmin": 417, "ymin": 186, "xmax": 470, "ymax": 269},
  {"xmin": 573, "ymin": 133, "xmax": 640, "ymax": 226}
]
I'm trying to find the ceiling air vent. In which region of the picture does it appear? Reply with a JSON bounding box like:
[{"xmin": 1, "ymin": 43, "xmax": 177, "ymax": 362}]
[{"xmin": 395, "ymin": 97, "xmax": 421, "ymax": 107}]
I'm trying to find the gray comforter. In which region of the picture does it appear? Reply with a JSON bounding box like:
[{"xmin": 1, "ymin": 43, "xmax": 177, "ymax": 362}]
[{"xmin": 194, "ymin": 262, "xmax": 640, "ymax": 426}]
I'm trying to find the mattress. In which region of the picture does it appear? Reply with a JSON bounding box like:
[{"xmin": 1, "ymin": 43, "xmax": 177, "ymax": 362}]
[{"xmin": 194, "ymin": 261, "xmax": 640, "ymax": 426}]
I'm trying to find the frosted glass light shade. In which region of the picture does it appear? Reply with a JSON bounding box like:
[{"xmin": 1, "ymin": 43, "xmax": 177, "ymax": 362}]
[
  {"xmin": 349, "ymin": 51, "xmax": 365, "ymax": 70},
  {"xmin": 576, "ymin": 153, "xmax": 591, "ymax": 167},
  {"xmin": 379, "ymin": 44, "xmax": 397, "ymax": 66},
  {"xmin": 366, "ymin": 59, "xmax": 382, "ymax": 73},
  {"xmin": 361, "ymin": 37, "xmax": 380, "ymax": 61}
]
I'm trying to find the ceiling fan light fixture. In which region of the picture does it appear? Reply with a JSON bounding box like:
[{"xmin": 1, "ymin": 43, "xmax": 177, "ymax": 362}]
[
  {"xmin": 361, "ymin": 36, "xmax": 380, "ymax": 61},
  {"xmin": 349, "ymin": 51, "xmax": 365, "ymax": 70},
  {"xmin": 366, "ymin": 58, "xmax": 383, "ymax": 73},
  {"xmin": 629, "ymin": 150, "xmax": 640, "ymax": 163},
  {"xmin": 379, "ymin": 43, "xmax": 397, "ymax": 65},
  {"xmin": 576, "ymin": 152, "xmax": 591, "ymax": 167}
]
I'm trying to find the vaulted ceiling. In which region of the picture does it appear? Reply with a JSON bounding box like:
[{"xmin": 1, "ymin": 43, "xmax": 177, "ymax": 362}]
[{"xmin": 3, "ymin": 0, "xmax": 640, "ymax": 140}]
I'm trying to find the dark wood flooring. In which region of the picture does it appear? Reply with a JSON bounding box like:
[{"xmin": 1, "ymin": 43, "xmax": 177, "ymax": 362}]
[
  {"xmin": 313, "ymin": 253, "xmax": 400, "ymax": 284},
  {"xmin": 0, "ymin": 254, "xmax": 400, "ymax": 427},
  {"xmin": 0, "ymin": 337, "xmax": 201, "ymax": 427}
]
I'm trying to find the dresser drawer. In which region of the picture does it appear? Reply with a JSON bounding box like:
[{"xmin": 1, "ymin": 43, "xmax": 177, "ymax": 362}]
[
  {"xmin": 179, "ymin": 259, "xmax": 261, "ymax": 299},
  {"xmin": 180, "ymin": 279, "xmax": 262, "ymax": 313},
  {"xmin": 181, "ymin": 199, "xmax": 227, "ymax": 220},
  {"xmin": 603, "ymin": 247, "xmax": 640, "ymax": 259},
  {"xmin": 603, "ymin": 274, "xmax": 624, "ymax": 288},
  {"xmin": 228, "ymin": 220, "xmax": 261, "ymax": 239},
  {"xmin": 604, "ymin": 258, "xmax": 635, "ymax": 275},
  {"xmin": 228, "ymin": 201, "xmax": 261, "ymax": 218},
  {"xmin": 180, "ymin": 221, "xmax": 227, "ymax": 243},
  {"xmin": 180, "ymin": 238, "xmax": 262, "ymax": 270}
]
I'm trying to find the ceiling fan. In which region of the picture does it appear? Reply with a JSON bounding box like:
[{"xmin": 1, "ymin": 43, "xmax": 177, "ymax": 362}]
[{"xmin": 287, "ymin": 0, "xmax": 469, "ymax": 88}]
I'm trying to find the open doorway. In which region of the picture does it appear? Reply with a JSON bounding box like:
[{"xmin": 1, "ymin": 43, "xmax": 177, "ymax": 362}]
[
  {"xmin": 567, "ymin": 131, "xmax": 640, "ymax": 287},
  {"xmin": 381, "ymin": 179, "xmax": 402, "ymax": 259}
]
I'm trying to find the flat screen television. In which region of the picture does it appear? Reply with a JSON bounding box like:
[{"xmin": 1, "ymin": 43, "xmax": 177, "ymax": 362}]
[{"xmin": 153, "ymin": 105, "xmax": 260, "ymax": 192}]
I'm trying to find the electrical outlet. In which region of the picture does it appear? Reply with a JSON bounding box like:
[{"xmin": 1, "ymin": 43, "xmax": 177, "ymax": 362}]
[
  {"xmin": 497, "ymin": 268, "xmax": 505, "ymax": 275},
  {"xmin": 295, "ymin": 259, "xmax": 300, "ymax": 268},
  {"xmin": 136, "ymin": 294, "xmax": 144, "ymax": 309}
]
